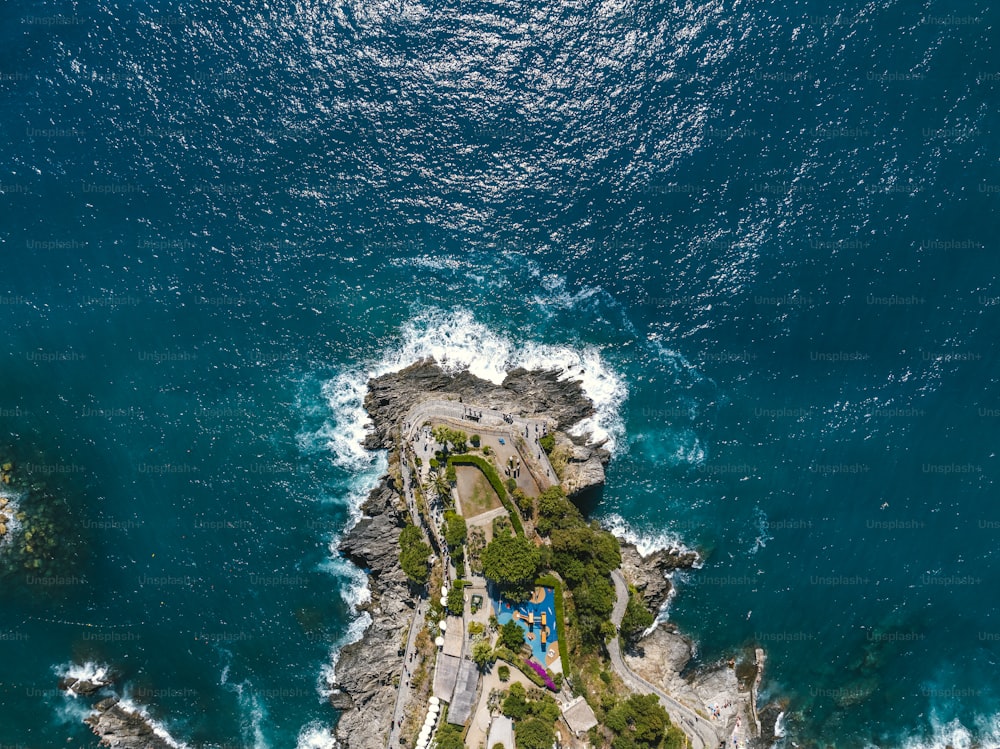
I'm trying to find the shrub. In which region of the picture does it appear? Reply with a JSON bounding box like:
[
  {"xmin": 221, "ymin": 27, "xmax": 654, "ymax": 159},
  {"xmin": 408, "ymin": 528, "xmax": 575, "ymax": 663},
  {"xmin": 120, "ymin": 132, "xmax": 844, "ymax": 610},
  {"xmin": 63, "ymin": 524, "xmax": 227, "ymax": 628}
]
[
  {"xmin": 499, "ymin": 619, "xmax": 525, "ymax": 651},
  {"xmin": 497, "ymin": 665, "xmax": 510, "ymax": 682},
  {"xmin": 471, "ymin": 434, "xmax": 481, "ymax": 447},
  {"xmin": 398, "ymin": 524, "xmax": 431, "ymax": 585},
  {"xmin": 538, "ymin": 434, "xmax": 555, "ymax": 453}
]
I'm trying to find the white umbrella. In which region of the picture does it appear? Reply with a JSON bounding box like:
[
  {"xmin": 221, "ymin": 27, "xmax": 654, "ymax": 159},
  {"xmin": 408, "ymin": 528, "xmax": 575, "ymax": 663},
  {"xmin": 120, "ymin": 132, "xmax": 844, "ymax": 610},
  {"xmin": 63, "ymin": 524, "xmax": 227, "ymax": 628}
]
[
  {"xmin": 418, "ymin": 728, "xmax": 431, "ymax": 742},
  {"xmin": 428, "ymin": 696, "xmax": 440, "ymax": 706},
  {"xmin": 438, "ymin": 620, "xmax": 447, "ymax": 631},
  {"xmin": 435, "ymin": 636, "xmax": 445, "ymax": 647},
  {"xmin": 441, "ymin": 585, "xmax": 448, "ymax": 595},
  {"xmin": 428, "ymin": 703, "xmax": 440, "ymax": 715},
  {"xmin": 440, "ymin": 596, "xmax": 448, "ymax": 607}
]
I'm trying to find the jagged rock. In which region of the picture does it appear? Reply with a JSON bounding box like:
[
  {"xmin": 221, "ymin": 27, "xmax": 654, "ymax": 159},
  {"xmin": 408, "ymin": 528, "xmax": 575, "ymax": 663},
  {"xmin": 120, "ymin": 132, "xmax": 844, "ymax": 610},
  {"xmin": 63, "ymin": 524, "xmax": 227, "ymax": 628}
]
[
  {"xmin": 619, "ymin": 542, "xmax": 700, "ymax": 612},
  {"xmin": 332, "ymin": 478, "xmax": 412, "ymax": 749},
  {"xmin": 84, "ymin": 697, "xmax": 175, "ymax": 749},
  {"xmin": 552, "ymin": 431, "xmax": 609, "ymax": 498},
  {"xmin": 59, "ymin": 672, "xmax": 113, "ymax": 696},
  {"xmin": 363, "ymin": 360, "xmax": 599, "ymax": 446},
  {"xmin": 328, "ymin": 689, "xmax": 355, "ymax": 711}
]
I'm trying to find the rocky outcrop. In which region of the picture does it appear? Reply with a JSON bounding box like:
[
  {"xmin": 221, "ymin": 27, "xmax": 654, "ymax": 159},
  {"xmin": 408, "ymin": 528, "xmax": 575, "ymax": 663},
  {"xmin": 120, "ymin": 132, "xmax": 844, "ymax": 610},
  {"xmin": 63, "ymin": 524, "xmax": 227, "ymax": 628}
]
[
  {"xmin": 551, "ymin": 431, "xmax": 610, "ymax": 498},
  {"xmin": 619, "ymin": 542, "xmax": 700, "ymax": 612},
  {"xmin": 364, "ymin": 362, "xmax": 598, "ymax": 449},
  {"xmin": 331, "ymin": 478, "xmax": 413, "ymax": 749},
  {"xmin": 84, "ymin": 697, "xmax": 176, "ymax": 749},
  {"xmin": 59, "ymin": 671, "xmax": 114, "ymax": 697},
  {"xmin": 362, "ymin": 360, "xmax": 608, "ymax": 496}
]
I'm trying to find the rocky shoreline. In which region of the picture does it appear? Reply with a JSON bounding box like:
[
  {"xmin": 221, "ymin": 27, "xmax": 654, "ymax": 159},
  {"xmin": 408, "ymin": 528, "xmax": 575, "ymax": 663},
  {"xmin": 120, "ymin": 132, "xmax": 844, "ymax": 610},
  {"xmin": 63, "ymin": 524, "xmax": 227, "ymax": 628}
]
[{"xmin": 331, "ymin": 361, "xmax": 779, "ymax": 748}]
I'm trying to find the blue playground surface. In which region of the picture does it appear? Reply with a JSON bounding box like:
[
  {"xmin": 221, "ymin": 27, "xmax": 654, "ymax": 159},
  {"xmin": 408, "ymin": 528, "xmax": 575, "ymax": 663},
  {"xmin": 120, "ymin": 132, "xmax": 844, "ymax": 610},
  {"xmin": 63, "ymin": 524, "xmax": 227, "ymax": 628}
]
[{"xmin": 492, "ymin": 586, "xmax": 559, "ymax": 666}]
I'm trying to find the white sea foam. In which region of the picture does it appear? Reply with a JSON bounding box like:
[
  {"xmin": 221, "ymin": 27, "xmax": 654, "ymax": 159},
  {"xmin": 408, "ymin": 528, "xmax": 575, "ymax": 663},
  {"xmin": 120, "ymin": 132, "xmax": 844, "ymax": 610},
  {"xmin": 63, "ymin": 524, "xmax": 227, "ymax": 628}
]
[
  {"xmin": 877, "ymin": 713, "xmax": 1000, "ymax": 749},
  {"xmin": 219, "ymin": 668, "xmax": 271, "ymax": 749},
  {"xmin": 0, "ymin": 489, "xmax": 24, "ymax": 546},
  {"xmin": 602, "ymin": 512, "xmax": 699, "ymax": 560},
  {"xmin": 773, "ymin": 711, "xmax": 786, "ymax": 738},
  {"xmin": 114, "ymin": 697, "xmax": 191, "ymax": 749},
  {"xmin": 54, "ymin": 660, "xmax": 113, "ymax": 697},
  {"xmin": 296, "ymin": 721, "xmax": 339, "ymax": 749}
]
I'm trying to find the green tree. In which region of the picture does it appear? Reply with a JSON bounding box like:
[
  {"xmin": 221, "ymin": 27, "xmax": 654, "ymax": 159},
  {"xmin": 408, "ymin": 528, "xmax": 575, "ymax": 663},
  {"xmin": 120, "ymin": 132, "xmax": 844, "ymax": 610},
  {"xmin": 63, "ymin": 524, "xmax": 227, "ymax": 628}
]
[
  {"xmin": 621, "ymin": 590, "xmax": 655, "ymax": 643},
  {"xmin": 501, "ymin": 682, "xmax": 528, "ymax": 719},
  {"xmin": 447, "ymin": 584, "xmax": 465, "ymax": 615},
  {"xmin": 535, "ymin": 485, "xmax": 581, "ymax": 536},
  {"xmin": 471, "ymin": 640, "xmax": 495, "ymax": 669},
  {"xmin": 499, "ymin": 619, "xmax": 525, "ymax": 651},
  {"xmin": 497, "ymin": 665, "xmax": 510, "ymax": 682},
  {"xmin": 605, "ymin": 694, "xmax": 672, "ymax": 749},
  {"xmin": 398, "ymin": 524, "xmax": 431, "ymax": 585},
  {"xmin": 433, "ymin": 723, "xmax": 465, "ymax": 749},
  {"xmin": 432, "ymin": 426, "xmax": 468, "ymax": 454},
  {"xmin": 482, "ymin": 534, "xmax": 541, "ymax": 603},
  {"xmin": 443, "ymin": 510, "xmax": 468, "ymax": 549},
  {"xmin": 539, "ymin": 434, "xmax": 555, "ymax": 453},
  {"xmin": 512, "ymin": 487, "xmax": 534, "ymax": 520},
  {"xmin": 515, "ymin": 717, "xmax": 555, "ymax": 749},
  {"xmin": 471, "ymin": 434, "xmax": 481, "ymax": 447}
]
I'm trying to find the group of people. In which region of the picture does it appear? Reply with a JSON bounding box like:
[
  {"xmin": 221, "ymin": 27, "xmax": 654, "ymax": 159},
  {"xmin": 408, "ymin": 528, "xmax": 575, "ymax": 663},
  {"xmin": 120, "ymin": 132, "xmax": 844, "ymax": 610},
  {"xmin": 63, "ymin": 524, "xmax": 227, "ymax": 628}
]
[{"xmin": 462, "ymin": 406, "xmax": 482, "ymax": 422}]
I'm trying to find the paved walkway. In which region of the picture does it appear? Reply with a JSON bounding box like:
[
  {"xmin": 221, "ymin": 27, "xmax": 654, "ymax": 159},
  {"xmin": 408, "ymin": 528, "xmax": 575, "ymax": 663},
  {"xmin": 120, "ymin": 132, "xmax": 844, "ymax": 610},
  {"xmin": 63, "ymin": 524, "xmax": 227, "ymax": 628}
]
[
  {"xmin": 402, "ymin": 399, "xmax": 558, "ymax": 494},
  {"xmin": 609, "ymin": 570, "xmax": 720, "ymax": 749}
]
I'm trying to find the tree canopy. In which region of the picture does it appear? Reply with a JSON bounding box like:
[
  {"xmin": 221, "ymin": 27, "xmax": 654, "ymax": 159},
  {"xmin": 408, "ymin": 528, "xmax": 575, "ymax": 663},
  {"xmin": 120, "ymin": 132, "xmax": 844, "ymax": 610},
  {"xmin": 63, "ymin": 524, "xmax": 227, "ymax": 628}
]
[
  {"xmin": 606, "ymin": 694, "xmax": 684, "ymax": 749},
  {"xmin": 621, "ymin": 590, "xmax": 656, "ymax": 643},
  {"xmin": 482, "ymin": 533, "xmax": 541, "ymax": 603},
  {"xmin": 398, "ymin": 524, "xmax": 431, "ymax": 585},
  {"xmin": 443, "ymin": 510, "xmax": 467, "ymax": 549},
  {"xmin": 432, "ymin": 426, "xmax": 467, "ymax": 454},
  {"xmin": 499, "ymin": 619, "xmax": 525, "ymax": 651}
]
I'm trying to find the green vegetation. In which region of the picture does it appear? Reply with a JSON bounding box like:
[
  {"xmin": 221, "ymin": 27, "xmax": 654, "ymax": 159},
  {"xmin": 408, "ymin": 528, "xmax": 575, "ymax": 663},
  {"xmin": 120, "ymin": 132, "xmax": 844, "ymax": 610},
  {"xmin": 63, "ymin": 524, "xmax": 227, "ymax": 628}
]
[
  {"xmin": 443, "ymin": 510, "xmax": 467, "ymax": 549},
  {"xmin": 467, "ymin": 527, "xmax": 486, "ymax": 575},
  {"xmin": 446, "ymin": 580, "xmax": 467, "ymax": 615},
  {"xmin": 472, "ymin": 639, "xmax": 496, "ymax": 669},
  {"xmin": 538, "ymin": 433, "xmax": 555, "ymax": 453},
  {"xmin": 398, "ymin": 524, "xmax": 431, "ymax": 585},
  {"xmin": 516, "ymin": 719, "xmax": 556, "ymax": 749},
  {"xmin": 471, "ymin": 434, "xmax": 481, "ymax": 447},
  {"xmin": 512, "ymin": 487, "xmax": 534, "ymax": 520},
  {"xmin": 432, "ymin": 426, "xmax": 468, "ymax": 454},
  {"xmin": 468, "ymin": 620, "xmax": 485, "ymax": 637},
  {"xmin": 605, "ymin": 693, "xmax": 686, "ymax": 749},
  {"xmin": 448, "ymin": 454, "xmax": 524, "ymax": 535},
  {"xmin": 536, "ymin": 486, "xmax": 621, "ymax": 648},
  {"xmin": 433, "ymin": 721, "xmax": 465, "ymax": 749},
  {"xmin": 499, "ymin": 619, "xmax": 526, "ymax": 651},
  {"xmin": 501, "ymin": 683, "xmax": 561, "ymax": 749},
  {"xmin": 621, "ymin": 589, "xmax": 656, "ymax": 644},
  {"xmin": 497, "ymin": 664, "xmax": 510, "ymax": 682},
  {"xmin": 482, "ymin": 533, "xmax": 541, "ymax": 603}
]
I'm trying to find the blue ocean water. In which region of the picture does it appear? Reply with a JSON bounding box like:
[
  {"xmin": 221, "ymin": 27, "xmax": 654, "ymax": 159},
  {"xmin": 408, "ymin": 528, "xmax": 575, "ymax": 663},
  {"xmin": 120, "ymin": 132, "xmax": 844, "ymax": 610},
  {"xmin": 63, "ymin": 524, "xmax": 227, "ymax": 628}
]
[{"xmin": 0, "ymin": 0, "xmax": 996, "ymax": 746}]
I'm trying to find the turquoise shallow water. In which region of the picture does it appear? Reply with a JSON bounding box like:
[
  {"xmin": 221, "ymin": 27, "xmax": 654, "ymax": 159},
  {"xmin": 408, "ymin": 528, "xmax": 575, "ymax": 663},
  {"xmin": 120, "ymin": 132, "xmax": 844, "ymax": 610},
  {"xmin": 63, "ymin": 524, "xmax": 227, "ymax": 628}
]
[{"xmin": 0, "ymin": 0, "xmax": 997, "ymax": 746}]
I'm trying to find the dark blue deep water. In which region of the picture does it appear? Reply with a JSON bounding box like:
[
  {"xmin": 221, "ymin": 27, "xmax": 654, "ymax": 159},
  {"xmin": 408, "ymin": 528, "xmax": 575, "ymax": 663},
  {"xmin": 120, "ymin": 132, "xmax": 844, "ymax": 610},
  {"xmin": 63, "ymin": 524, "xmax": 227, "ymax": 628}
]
[{"xmin": 0, "ymin": 0, "xmax": 996, "ymax": 746}]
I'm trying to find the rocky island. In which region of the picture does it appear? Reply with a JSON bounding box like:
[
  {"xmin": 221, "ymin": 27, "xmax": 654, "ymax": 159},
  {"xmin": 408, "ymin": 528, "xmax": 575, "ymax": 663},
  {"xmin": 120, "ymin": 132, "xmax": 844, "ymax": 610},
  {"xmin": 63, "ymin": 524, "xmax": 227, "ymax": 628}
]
[{"xmin": 331, "ymin": 360, "xmax": 779, "ymax": 749}]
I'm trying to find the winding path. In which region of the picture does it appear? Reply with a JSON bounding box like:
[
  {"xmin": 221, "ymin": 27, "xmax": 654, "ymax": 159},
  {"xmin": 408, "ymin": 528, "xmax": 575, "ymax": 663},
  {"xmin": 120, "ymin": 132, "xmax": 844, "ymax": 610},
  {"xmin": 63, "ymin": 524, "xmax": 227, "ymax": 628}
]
[{"xmin": 609, "ymin": 570, "xmax": 720, "ymax": 749}]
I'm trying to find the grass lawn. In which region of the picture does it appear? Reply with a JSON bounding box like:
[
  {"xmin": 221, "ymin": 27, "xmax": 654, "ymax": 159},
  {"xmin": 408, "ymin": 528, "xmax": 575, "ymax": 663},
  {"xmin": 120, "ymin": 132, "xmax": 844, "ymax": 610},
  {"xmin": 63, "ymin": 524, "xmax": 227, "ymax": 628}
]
[{"xmin": 455, "ymin": 464, "xmax": 502, "ymax": 517}]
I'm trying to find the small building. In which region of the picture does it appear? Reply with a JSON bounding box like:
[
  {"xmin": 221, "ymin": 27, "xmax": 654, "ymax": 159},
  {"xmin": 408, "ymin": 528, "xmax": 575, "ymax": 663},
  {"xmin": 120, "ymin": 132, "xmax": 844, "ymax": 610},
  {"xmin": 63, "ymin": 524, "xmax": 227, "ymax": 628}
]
[
  {"xmin": 486, "ymin": 714, "xmax": 514, "ymax": 749},
  {"xmin": 561, "ymin": 695, "xmax": 599, "ymax": 737}
]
